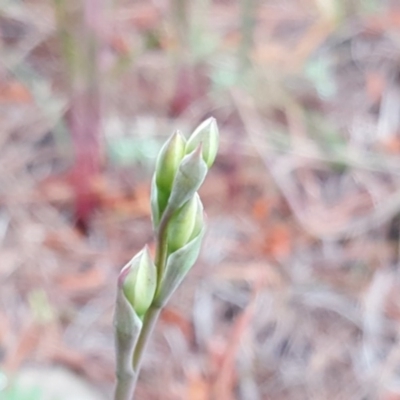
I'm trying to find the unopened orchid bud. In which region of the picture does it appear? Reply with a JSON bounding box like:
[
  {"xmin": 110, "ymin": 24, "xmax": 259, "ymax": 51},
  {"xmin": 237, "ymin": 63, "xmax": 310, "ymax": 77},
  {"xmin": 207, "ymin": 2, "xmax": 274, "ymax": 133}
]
[
  {"xmin": 155, "ymin": 131, "xmax": 186, "ymax": 194},
  {"xmin": 167, "ymin": 193, "xmax": 202, "ymax": 253},
  {"xmin": 167, "ymin": 146, "xmax": 208, "ymax": 214},
  {"xmin": 186, "ymin": 117, "xmax": 219, "ymax": 168},
  {"xmin": 114, "ymin": 118, "xmax": 220, "ymax": 399},
  {"xmin": 120, "ymin": 247, "xmax": 156, "ymax": 317}
]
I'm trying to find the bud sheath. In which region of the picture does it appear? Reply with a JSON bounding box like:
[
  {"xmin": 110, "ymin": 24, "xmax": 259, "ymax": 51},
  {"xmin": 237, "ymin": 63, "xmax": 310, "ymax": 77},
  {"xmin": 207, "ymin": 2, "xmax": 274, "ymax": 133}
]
[
  {"xmin": 155, "ymin": 131, "xmax": 186, "ymax": 194},
  {"xmin": 121, "ymin": 247, "xmax": 157, "ymax": 317},
  {"xmin": 186, "ymin": 117, "xmax": 219, "ymax": 168},
  {"xmin": 167, "ymin": 194, "xmax": 202, "ymax": 253}
]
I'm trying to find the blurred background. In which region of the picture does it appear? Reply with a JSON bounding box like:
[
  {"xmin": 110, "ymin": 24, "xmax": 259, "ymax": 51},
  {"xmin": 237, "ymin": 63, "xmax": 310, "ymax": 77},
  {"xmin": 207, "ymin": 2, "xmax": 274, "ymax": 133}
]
[{"xmin": 1, "ymin": 0, "xmax": 400, "ymax": 399}]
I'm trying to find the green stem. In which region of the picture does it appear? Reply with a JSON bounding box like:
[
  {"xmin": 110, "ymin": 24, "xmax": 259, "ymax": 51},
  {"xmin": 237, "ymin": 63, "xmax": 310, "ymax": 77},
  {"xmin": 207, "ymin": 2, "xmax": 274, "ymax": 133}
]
[
  {"xmin": 154, "ymin": 213, "xmax": 170, "ymax": 287},
  {"xmin": 114, "ymin": 370, "xmax": 136, "ymax": 400},
  {"xmin": 128, "ymin": 210, "xmax": 170, "ymax": 398},
  {"xmin": 132, "ymin": 305, "xmax": 161, "ymax": 372},
  {"xmin": 113, "ymin": 293, "xmax": 142, "ymax": 400}
]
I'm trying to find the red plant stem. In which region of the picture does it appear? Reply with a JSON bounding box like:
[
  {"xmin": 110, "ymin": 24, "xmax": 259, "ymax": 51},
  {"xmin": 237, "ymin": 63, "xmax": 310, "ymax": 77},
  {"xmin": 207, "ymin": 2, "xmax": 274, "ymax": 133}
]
[
  {"xmin": 63, "ymin": 0, "xmax": 108, "ymax": 228},
  {"xmin": 67, "ymin": 87, "xmax": 101, "ymax": 227}
]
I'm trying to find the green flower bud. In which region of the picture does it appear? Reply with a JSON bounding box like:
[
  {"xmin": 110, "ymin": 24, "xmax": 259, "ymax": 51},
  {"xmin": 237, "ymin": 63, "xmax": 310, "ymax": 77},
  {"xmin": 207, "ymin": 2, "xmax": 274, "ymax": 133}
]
[
  {"xmin": 120, "ymin": 247, "xmax": 156, "ymax": 317},
  {"xmin": 167, "ymin": 146, "xmax": 208, "ymax": 213},
  {"xmin": 167, "ymin": 194, "xmax": 201, "ymax": 253},
  {"xmin": 155, "ymin": 131, "xmax": 186, "ymax": 194},
  {"xmin": 156, "ymin": 186, "xmax": 170, "ymax": 221},
  {"xmin": 186, "ymin": 117, "xmax": 219, "ymax": 168}
]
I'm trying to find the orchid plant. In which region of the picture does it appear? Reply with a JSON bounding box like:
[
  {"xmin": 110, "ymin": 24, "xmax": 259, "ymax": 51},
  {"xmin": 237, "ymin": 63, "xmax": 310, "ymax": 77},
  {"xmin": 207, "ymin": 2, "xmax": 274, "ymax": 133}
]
[{"xmin": 113, "ymin": 118, "xmax": 219, "ymax": 400}]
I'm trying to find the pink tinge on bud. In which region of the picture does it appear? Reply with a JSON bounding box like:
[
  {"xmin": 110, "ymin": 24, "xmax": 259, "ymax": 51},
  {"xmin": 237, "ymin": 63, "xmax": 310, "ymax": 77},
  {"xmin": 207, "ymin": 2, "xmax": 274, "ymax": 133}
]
[
  {"xmin": 185, "ymin": 143, "xmax": 204, "ymax": 170},
  {"xmin": 117, "ymin": 264, "xmax": 131, "ymax": 288},
  {"xmin": 194, "ymin": 143, "xmax": 203, "ymax": 155}
]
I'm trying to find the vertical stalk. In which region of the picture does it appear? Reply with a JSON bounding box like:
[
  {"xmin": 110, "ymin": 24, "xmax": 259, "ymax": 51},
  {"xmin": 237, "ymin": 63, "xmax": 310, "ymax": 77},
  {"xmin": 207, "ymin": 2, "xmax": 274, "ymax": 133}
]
[
  {"xmin": 154, "ymin": 211, "xmax": 171, "ymax": 287},
  {"xmin": 171, "ymin": 0, "xmax": 190, "ymax": 55},
  {"xmin": 114, "ymin": 290, "xmax": 142, "ymax": 400},
  {"xmin": 114, "ymin": 211, "xmax": 170, "ymax": 400},
  {"xmin": 114, "ymin": 370, "xmax": 135, "ymax": 400},
  {"xmin": 54, "ymin": 0, "xmax": 106, "ymax": 229},
  {"xmin": 114, "ymin": 120, "xmax": 218, "ymax": 399},
  {"xmin": 129, "ymin": 212, "xmax": 170, "ymax": 388},
  {"xmin": 238, "ymin": 0, "xmax": 257, "ymax": 73},
  {"xmin": 113, "ymin": 305, "xmax": 161, "ymax": 400},
  {"xmin": 131, "ymin": 305, "xmax": 161, "ymax": 372}
]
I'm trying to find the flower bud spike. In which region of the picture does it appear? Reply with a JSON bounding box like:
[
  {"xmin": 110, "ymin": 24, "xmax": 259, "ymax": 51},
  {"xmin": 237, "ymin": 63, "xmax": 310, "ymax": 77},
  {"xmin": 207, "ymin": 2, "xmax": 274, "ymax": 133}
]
[
  {"xmin": 120, "ymin": 247, "xmax": 157, "ymax": 318},
  {"xmin": 114, "ymin": 117, "xmax": 220, "ymax": 400},
  {"xmin": 186, "ymin": 117, "xmax": 219, "ymax": 168}
]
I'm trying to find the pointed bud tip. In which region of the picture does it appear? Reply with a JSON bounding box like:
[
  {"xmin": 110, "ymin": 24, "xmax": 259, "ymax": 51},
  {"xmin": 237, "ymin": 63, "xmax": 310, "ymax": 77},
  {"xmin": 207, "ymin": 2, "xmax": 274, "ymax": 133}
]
[
  {"xmin": 186, "ymin": 118, "xmax": 219, "ymax": 168},
  {"xmin": 142, "ymin": 244, "xmax": 150, "ymax": 257},
  {"xmin": 199, "ymin": 116, "xmax": 216, "ymax": 127},
  {"xmin": 206, "ymin": 116, "xmax": 217, "ymax": 128},
  {"xmin": 180, "ymin": 143, "xmax": 206, "ymax": 169},
  {"xmin": 171, "ymin": 130, "xmax": 186, "ymax": 143},
  {"xmin": 193, "ymin": 143, "xmax": 203, "ymax": 157},
  {"xmin": 118, "ymin": 265, "xmax": 131, "ymax": 288}
]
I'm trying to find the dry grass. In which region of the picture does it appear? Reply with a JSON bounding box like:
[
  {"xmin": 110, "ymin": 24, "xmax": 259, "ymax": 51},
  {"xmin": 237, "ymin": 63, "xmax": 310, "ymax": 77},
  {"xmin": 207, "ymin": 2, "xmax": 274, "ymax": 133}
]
[{"xmin": 1, "ymin": 1, "xmax": 400, "ymax": 399}]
